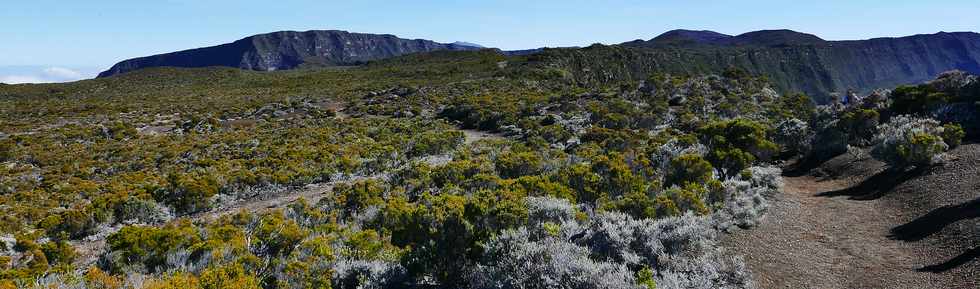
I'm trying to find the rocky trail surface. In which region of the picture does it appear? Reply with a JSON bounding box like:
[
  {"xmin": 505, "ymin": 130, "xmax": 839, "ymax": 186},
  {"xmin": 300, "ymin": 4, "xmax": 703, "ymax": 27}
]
[{"xmin": 724, "ymin": 148, "xmax": 979, "ymax": 289}]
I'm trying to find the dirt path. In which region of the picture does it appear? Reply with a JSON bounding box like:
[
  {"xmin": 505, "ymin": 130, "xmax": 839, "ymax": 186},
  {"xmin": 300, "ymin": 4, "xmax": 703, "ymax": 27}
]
[
  {"xmin": 461, "ymin": 129, "xmax": 505, "ymax": 144},
  {"xmin": 192, "ymin": 176, "xmax": 377, "ymax": 222},
  {"xmin": 723, "ymin": 175, "xmax": 961, "ymax": 289}
]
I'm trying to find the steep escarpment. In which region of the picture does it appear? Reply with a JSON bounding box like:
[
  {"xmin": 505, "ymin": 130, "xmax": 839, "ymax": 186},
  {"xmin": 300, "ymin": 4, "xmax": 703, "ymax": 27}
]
[
  {"xmin": 547, "ymin": 30, "xmax": 980, "ymax": 103},
  {"xmin": 98, "ymin": 30, "xmax": 479, "ymax": 77}
]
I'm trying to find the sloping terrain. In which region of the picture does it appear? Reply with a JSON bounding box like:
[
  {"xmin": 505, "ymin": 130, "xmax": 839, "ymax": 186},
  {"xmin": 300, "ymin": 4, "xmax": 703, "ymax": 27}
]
[
  {"xmin": 724, "ymin": 145, "xmax": 980, "ymax": 288},
  {"xmin": 543, "ymin": 31, "xmax": 980, "ymax": 103}
]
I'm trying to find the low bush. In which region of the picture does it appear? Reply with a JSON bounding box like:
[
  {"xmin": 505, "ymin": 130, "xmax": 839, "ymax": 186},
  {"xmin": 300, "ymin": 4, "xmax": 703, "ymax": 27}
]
[
  {"xmin": 115, "ymin": 197, "xmax": 173, "ymax": 224},
  {"xmin": 0, "ymin": 140, "xmax": 13, "ymax": 162},
  {"xmin": 495, "ymin": 150, "xmax": 544, "ymax": 179},
  {"xmin": 39, "ymin": 240, "xmax": 76, "ymax": 266},
  {"xmin": 942, "ymin": 123, "xmax": 966, "ymax": 148},
  {"xmin": 839, "ymin": 108, "xmax": 880, "ymax": 146},
  {"xmin": 698, "ymin": 119, "xmax": 777, "ymax": 176},
  {"xmin": 665, "ymin": 153, "xmax": 715, "ymax": 187},
  {"xmin": 774, "ymin": 118, "xmax": 812, "ymax": 156},
  {"xmin": 891, "ymin": 84, "xmax": 950, "ymax": 115},
  {"xmin": 332, "ymin": 259, "xmax": 408, "ymax": 289},
  {"xmin": 871, "ymin": 115, "xmax": 949, "ymax": 168},
  {"xmin": 102, "ymin": 220, "xmax": 202, "ymax": 273},
  {"xmin": 468, "ymin": 227, "xmax": 639, "ymax": 289}
]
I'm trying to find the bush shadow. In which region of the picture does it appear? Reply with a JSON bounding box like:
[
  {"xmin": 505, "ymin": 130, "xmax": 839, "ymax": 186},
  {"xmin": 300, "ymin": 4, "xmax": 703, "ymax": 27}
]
[
  {"xmin": 890, "ymin": 197, "xmax": 980, "ymax": 241},
  {"xmin": 917, "ymin": 247, "xmax": 980, "ymax": 273},
  {"xmin": 815, "ymin": 166, "xmax": 926, "ymax": 200},
  {"xmin": 783, "ymin": 154, "xmax": 834, "ymax": 177}
]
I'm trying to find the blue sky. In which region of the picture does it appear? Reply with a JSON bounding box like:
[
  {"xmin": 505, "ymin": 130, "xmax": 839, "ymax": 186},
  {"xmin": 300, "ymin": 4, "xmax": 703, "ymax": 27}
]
[{"xmin": 2, "ymin": 0, "xmax": 978, "ymax": 83}]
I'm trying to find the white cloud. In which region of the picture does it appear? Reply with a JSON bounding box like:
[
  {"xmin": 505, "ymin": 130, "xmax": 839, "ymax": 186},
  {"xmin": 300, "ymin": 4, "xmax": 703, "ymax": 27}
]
[
  {"xmin": 0, "ymin": 75, "xmax": 51, "ymax": 84},
  {"xmin": 0, "ymin": 66, "xmax": 94, "ymax": 84},
  {"xmin": 42, "ymin": 67, "xmax": 84, "ymax": 80}
]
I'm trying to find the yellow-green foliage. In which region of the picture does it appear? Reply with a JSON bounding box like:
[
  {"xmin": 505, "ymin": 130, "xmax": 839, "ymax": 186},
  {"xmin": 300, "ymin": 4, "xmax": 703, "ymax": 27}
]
[
  {"xmin": 942, "ymin": 123, "xmax": 966, "ymax": 148},
  {"xmin": 105, "ymin": 220, "xmax": 202, "ymax": 273},
  {"xmin": 666, "ymin": 154, "xmax": 714, "ymax": 187},
  {"xmin": 897, "ymin": 132, "xmax": 947, "ymax": 167},
  {"xmin": 698, "ymin": 119, "xmax": 778, "ymax": 175},
  {"xmin": 199, "ymin": 263, "xmax": 263, "ymax": 289},
  {"xmin": 495, "ymin": 150, "xmax": 544, "ymax": 179},
  {"xmin": 0, "ymin": 49, "xmax": 799, "ymax": 288}
]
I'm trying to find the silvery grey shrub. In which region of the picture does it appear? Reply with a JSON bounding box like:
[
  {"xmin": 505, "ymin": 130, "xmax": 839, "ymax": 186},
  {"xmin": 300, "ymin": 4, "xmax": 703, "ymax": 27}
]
[
  {"xmin": 332, "ymin": 259, "xmax": 409, "ymax": 289},
  {"xmin": 468, "ymin": 227, "xmax": 640, "ymax": 289},
  {"xmin": 774, "ymin": 118, "xmax": 812, "ymax": 156},
  {"xmin": 871, "ymin": 115, "xmax": 948, "ymax": 168},
  {"xmin": 473, "ymin": 198, "xmax": 758, "ymax": 289},
  {"xmin": 115, "ymin": 197, "xmax": 173, "ymax": 224},
  {"xmin": 712, "ymin": 166, "xmax": 779, "ymax": 231}
]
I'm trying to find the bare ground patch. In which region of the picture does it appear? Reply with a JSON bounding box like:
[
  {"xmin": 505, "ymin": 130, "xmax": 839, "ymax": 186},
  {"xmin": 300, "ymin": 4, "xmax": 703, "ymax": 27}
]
[{"xmin": 723, "ymin": 146, "xmax": 980, "ymax": 288}]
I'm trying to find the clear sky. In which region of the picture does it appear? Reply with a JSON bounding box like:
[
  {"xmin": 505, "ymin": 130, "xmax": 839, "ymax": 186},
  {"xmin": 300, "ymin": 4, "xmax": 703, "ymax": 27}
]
[{"xmin": 2, "ymin": 0, "xmax": 978, "ymax": 82}]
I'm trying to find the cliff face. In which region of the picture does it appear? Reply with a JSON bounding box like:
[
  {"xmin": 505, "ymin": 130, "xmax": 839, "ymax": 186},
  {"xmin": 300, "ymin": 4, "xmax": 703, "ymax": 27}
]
[
  {"xmin": 98, "ymin": 30, "xmax": 479, "ymax": 77},
  {"xmin": 564, "ymin": 31, "xmax": 980, "ymax": 103},
  {"xmin": 99, "ymin": 29, "xmax": 980, "ymax": 104}
]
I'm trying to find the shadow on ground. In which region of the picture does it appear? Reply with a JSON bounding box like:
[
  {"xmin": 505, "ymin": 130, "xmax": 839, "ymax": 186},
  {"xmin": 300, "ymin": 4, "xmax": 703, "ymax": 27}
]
[
  {"xmin": 918, "ymin": 247, "xmax": 980, "ymax": 273},
  {"xmin": 890, "ymin": 198, "xmax": 980, "ymax": 241},
  {"xmin": 783, "ymin": 154, "xmax": 832, "ymax": 177},
  {"xmin": 816, "ymin": 167, "xmax": 926, "ymax": 200},
  {"xmin": 891, "ymin": 197, "xmax": 980, "ymax": 273}
]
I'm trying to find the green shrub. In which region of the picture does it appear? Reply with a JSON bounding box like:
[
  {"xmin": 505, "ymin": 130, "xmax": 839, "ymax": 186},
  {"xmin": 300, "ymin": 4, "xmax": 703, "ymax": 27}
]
[
  {"xmin": 871, "ymin": 115, "xmax": 949, "ymax": 168},
  {"xmin": 254, "ymin": 213, "xmax": 307, "ymax": 257},
  {"xmin": 891, "ymin": 85, "xmax": 950, "ymax": 115},
  {"xmin": 408, "ymin": 130, "xmax": 464, "ymax": 157},
  {"xmin": 41, "ymin": 208, "xmax": 99, "ymax": 240},
  {"xmin": 900, "ymin": 133, "xmax": 948, "ymax": 167},
  {"xmin": 698, "ymin": 119, "xmax": 777, "ymax": 175},
  {"xmin": 104, "ymin": 220, "xmax": 202, "ymax": 273},
  {"xmin": 342, "ymin": 229, "xmax": 386, "ymax": 260},
  {"xmin": 665, "ymin": 154, "xmax": 714, "ymax": 187},
  {"xmin": 0, "ymin": 140, "xmax": 13, "ymax": 162},
  {"xmin": 839, "ymin": 109, "xmax": 880, "ymax": 145},
  {"xmin": 942, "ymin": 123, "xmax": 966, "ymax": 148},
  {"xmin": 494, "ymin": 150, "xmax": 544, "ymax": 179},
  {"xmin": 770, "ymin": 93, "xmax": 816, "ymax": 123},
  {"xmin": 199, "ymin": 263, "xmax": 262, "ymax": 289},
  {"xmin": 605, "ymin": 190, "xmax": 656, "ymax": 219},
  {"xmin": 330, "ymin": 180, "xmax": 386, "ymax": 218},
  {"xmin": 40, "ymin": 240, "xmax": 76, "ymax": 265},
  {"xmin": 159, "ymin": 171, "xmax": 222, "ymax": 214},
  {"xmin": 637, "ymin": 266, "xmax": 658, "ymax": 289}
]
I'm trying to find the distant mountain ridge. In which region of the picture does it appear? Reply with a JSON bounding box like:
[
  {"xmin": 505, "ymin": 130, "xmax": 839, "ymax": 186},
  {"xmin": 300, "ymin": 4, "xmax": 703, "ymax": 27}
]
[
  {"xmin": 98, "ymin": 30, "xmax": 482, "ymax": 77},
  {"xmin": 555, "ymin": 29, "xmax": 980, "ymax": 102},
  {"xmin": 98, "ymin": 29, "xmax": 980, "ymax": 103},
  {"xmin": 627, "ymin": 29, "xmax": 827, "ymax": 47}
]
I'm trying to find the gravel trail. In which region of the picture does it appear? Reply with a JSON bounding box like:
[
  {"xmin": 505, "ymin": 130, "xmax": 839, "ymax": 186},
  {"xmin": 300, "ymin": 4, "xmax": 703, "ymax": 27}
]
[{"xmin": 723, "ymin": 175, "xmax": 964, "ymax": 289}]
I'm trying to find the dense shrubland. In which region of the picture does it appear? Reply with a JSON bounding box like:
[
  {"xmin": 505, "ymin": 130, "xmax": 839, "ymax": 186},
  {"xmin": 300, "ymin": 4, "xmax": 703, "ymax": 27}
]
[
  {"xmin": 793, "ymin": 70, "xmax": 977, "ymax": 171},
  {"xmin": 7, "ymin": 49, "xmax": 934, "ymax": 288}
]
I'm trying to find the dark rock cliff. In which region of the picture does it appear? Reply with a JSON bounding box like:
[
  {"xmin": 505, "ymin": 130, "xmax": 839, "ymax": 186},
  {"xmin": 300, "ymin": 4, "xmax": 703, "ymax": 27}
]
[
  {"xmin": 98, "ymin": 30, "xmax": 479, "ymax": 77},
  {"xmin": 550, "ymin": 30, "xmax": 980, "ymax": 103}
]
